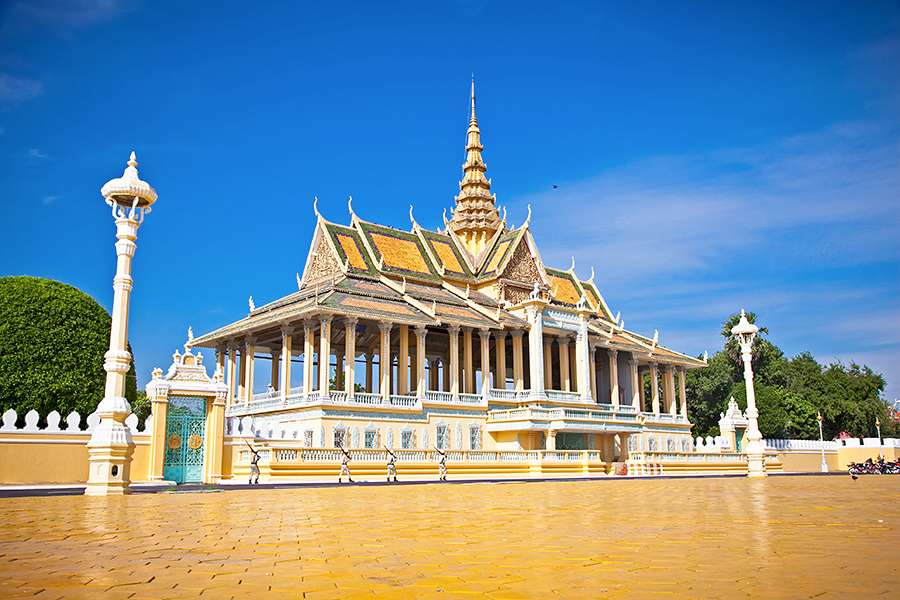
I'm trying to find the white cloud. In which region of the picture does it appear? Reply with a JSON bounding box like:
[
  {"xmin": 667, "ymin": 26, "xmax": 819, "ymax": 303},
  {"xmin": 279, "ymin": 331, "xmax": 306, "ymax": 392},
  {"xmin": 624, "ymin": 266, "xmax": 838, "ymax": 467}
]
[
  {"xmin": 11, "ymin": 0, "xmax": 130, "ymax": 29},
  {"xmin": 0, "ymin": 74, "xmax": 44, "ymax": 107},
  {"xmin": 506, "ymin": 118, "xmax": 900, "ymax": 396},
  {"xmin": 26, "ymin": 148, "xmax": 48, "ymax": 159},
  {"xmin": 42, "ymin": 195, "xmax": 60, "ymax": 205}
]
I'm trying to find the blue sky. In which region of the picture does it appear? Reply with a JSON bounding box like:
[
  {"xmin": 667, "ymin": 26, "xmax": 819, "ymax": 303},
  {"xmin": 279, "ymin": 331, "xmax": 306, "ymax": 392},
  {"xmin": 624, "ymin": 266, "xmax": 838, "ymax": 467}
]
[{"xmin": 1, "ymin": 1, "xmax": 898, "ymax": 399}]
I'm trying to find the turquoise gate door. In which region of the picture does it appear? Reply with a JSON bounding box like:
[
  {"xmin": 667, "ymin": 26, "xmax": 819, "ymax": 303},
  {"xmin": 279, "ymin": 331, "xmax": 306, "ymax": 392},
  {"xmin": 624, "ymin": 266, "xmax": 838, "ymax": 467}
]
[{"xmin": 164, "ymin": 396, "xmax": 207, "ymax": 484}]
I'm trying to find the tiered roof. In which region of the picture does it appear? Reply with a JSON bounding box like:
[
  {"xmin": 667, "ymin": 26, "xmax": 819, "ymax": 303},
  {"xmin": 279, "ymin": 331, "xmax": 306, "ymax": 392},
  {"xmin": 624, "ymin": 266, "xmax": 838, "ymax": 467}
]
[{"xmin": 191, "ymin": 82, "xmax": 706, "ymax": 368}]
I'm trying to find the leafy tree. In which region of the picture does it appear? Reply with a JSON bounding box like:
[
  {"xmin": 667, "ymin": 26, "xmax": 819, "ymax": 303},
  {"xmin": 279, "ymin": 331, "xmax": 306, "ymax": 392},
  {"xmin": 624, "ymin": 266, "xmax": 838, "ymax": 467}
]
[
  {"xmin": 687, "ymin": 311, "xmax": 896, "ymax": 440},
  {"xmin": 0, "ymin": 276, "xmax": 137, "ymax": 426}
]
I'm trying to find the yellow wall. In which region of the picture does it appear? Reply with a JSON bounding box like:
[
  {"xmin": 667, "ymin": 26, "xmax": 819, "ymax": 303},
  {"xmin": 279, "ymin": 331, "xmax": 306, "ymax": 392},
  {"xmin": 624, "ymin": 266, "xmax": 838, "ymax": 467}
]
[
  {"xmin": 0, "ymin": 434, "xmax": 150, "ymax": 485},
  {"xmin": 776, "ymin": 446, "xmax": 898, "ymax": 473}
]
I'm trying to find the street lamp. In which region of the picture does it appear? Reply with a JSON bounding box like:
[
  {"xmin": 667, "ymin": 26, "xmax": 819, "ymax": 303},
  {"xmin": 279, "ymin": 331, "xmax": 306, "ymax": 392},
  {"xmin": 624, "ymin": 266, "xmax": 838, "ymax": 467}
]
[
  {"xmin": 875, "ymin": 416, "xmax": 882, "ymax": 460},
  {"xmin": 731, "ymin": 309, "xmax": 766, "ymax": 478},
  {"xmin": 817, "ymin": 411, "xmax": 827, "ymax": 473},
  {"xmin": 85, "ymin": 152, "xmax": 157, "ymax": 496}
]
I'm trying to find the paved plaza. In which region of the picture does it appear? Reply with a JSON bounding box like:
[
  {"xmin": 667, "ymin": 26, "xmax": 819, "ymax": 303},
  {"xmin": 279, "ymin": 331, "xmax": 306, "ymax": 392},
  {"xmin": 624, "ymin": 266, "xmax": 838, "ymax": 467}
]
[{"xmin": 0, "ymin": 476, "xmax": 896, "ymax": 598}]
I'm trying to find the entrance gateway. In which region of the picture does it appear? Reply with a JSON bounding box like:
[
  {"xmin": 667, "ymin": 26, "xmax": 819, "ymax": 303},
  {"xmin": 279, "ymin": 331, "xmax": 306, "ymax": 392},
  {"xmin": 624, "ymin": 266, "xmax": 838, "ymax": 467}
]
[
  {"xmin": 164, "ymin": 396, "xmax": 207, "ymax": 483},
  {"xmin": 146, "ymin": 337, "xmax": 229, "ymax": 485}
]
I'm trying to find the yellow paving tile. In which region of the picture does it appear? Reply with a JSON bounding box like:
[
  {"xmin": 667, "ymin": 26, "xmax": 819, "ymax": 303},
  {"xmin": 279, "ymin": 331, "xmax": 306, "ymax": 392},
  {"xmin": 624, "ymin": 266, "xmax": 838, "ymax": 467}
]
[{"xmin": 0, "ymin": 477, "xmax": 897, "ymax": 597}]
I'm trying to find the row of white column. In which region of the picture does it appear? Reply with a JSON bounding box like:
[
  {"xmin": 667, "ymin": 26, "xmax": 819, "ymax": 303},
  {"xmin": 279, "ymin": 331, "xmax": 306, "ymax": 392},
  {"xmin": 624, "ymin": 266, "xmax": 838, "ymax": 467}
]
[{"xmin": 217, "ymin": 317, "xmax": 688, "ymax": 417}]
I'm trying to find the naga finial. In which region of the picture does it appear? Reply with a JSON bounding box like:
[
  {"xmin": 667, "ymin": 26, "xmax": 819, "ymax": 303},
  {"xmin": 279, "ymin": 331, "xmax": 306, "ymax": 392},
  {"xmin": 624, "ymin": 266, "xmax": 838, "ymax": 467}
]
[
  {"xmin": 524, "ymin": 203, "xmax": 532, "ymax": 228},
  {"xmin": 409, "ymin": 204, "xmax": 418, "ymax": 229},
  {"xmin": 347, "ymin": 195, "xmax": 355, "ymax": 220},
  {"xmin": 248, "ymin": 296, "xmax": 256, "ymax": 312},
  {"xmin": 313, "ymin": 196, "xmax": 321, "ymax": 219},
  {"xmin": 296, "ymin": 272, "xmax": 302, "ymax": 290}
]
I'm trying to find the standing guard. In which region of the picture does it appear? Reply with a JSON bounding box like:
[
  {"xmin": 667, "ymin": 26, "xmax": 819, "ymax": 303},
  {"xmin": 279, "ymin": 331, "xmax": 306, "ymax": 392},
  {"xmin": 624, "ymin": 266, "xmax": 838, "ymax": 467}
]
[
  {"xmin": 246, "ymin": 441, "xmax": 261, "ymax": 485},
  {"xmin": 385, "ymin": 446, "xmax": 398, "ymax": 483},
  {"xmin": 436, "ymin": 447, "xmax": 448, "ymax": 481},
  {"xmin": 338, "ymin": 444, "xmax": 353, "ymax": 483}
]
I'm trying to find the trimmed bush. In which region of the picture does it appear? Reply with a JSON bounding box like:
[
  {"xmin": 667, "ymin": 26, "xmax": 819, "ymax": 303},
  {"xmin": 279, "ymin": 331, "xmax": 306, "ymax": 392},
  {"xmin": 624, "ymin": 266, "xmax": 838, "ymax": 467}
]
[{"xmin": 0, "ymin": 276, "xmax": 137, "ymax": 424}]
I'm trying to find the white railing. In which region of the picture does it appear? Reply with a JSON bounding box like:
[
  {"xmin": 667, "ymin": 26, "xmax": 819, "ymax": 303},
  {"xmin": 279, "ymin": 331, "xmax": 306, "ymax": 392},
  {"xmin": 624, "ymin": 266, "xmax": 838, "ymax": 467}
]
[
  {"xmin": 544, "ymin": 390, "xmax": 582, "ymax": 402},
  {"xmin": 424, "ymin": 390, "xmax": 454, "ymax": 403},
  {"xmin": 458, "ymin": 393, "xmax": 485, "ymax": 405},
  {"xmin": 764, "ymin": 438, "xmax": 839, "ymax": 451},
  {"xmin": 226, "ymin": 390, "xmax": 423, "ymax": 416},
  {"xmin": 0, "ymin": 408, "xmax": 150, "ymax": 434},
  {"xmin": 487, "ymin": 405, "xmax": 641, "ymax": 424},
  {"xmin": 236, "ymin": 447, "xmax": 612, "ymax": 466},
  {"xmin": 630, "ymin": 451, "xmax": 746, "ymax": 464},
  {"xmin": 389, "ymin": 395, "xmax": 419, "ymax": 408}
]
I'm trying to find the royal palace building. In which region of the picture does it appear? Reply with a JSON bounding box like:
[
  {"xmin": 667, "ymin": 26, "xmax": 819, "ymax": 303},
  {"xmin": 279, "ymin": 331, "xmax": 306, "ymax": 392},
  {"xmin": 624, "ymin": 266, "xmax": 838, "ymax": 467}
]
[{"xmin": 190, "ymin": 82, "xmax": 706, "ymax": 462}]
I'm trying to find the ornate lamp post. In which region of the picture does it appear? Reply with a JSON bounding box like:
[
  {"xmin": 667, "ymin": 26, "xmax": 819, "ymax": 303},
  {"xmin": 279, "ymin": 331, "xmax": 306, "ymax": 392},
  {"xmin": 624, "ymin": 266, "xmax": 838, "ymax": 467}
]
[
  {"xmin": 817, "ymin": 411, "xmax": 828, "ymax": 472},
  {"xmin": 875, "ymin": 416, "xmax": 882, "ymax": 460},
  {"xmin": 85, "ymin": 152, "xmax": 157, "ymax": 496},
  {"xmin": 731, "ymin": 310, "xmax": 766, "ymax": 478}
]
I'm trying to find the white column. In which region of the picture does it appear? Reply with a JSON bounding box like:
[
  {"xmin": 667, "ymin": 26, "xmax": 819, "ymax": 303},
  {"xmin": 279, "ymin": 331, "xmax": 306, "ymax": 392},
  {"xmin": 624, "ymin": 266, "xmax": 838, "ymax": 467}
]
[
  {"xmin": 318, "ymin": 316, "xmax": 332, "ymax": 397},
  {"xmin": 398, "ymin": 324, "xmax": 409, "ymax": 395},
  {"xmin": 270, "ymin": 350, "xmax": 280, "ymax": 391},
  {"xmin": 678, "ymin": 366, "xmax": 688, "ymax": 418},
  {"xmin": 479, "ymin": 328, "xmax": 491, "ymax": 392},
  {"xmin": 379, "ymin": 322, "xmax": 392, "ymax": 400},
  {"xmin": 279, "ymin": 325, "xmax": 293, "ymax": 400},
  {"xmin": 447, "ymin": 325, "xmax": 461, "ymax": 398},
  {"xmin": 226, "ymin": 341, "xmax": 237, "ymax": 407},
  {"xmin": 543, "ymin": 338, "xmax": 552, "ymax": 389},
  {"xmin": 575, "ymin": 316, "xmax": 591, "ymax": 401},
  {"xmin": 415, "ymin": 325, "xmax": 427, "ymax": 398},
  {"xmin": 495, "ymin": 331, "xmax": 507, "ymax": 390},
  {"xmin": 303, "ymin": 321, "xmax": 315, "ymax": 398},
  {"xmin": 608, "ymin": 349, "xmax": 619, "ymax": 407},
  {"xmin": 650, "ymin": 363, "xmax": 660, "ymax": 415},
  {"xmin": 463, "ymin": 327, "xmax": 474, "ymax": 394},
  {"xmin": 558, "ymin": 336, "xmax": 570, "ymax": 392},
  {"xmin": 344, "ymin": 318, "xmax": 357, "ymax": 396},
  {"xmin": 511, "ymin": 330, "xmax": 524, "ymax": 391},
  {"xmin": 244, "ymin": 337, "xmax": 256, "ymax": 405},
  {"xmin": 629, "ymin": 359, "xmax": 641, "ymax": 410},
  {"xmin": 589, "ymin": 344, "xmax": 597, "ymax": 402},
  {"xmin": 665, "ymin": 366, "xmax": 677, "ymax": 416}
]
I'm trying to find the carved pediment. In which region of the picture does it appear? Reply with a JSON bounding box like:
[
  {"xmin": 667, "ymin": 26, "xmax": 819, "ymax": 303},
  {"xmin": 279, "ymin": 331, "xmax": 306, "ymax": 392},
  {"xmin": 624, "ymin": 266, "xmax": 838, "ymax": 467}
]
[
  {"xmin": 303, "ymin": 228, "xmax": 342, "ymax": 284},
  {"xmin": 501, "ymin": 239, "xmax": 542, "ymax": 287}
]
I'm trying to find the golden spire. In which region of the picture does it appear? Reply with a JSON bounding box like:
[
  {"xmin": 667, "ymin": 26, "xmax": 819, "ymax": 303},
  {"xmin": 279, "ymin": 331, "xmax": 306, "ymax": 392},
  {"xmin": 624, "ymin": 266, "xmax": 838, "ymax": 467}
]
[{"xmin": 448, "ymin": 76, "xmax": 502, "ymax": 258}]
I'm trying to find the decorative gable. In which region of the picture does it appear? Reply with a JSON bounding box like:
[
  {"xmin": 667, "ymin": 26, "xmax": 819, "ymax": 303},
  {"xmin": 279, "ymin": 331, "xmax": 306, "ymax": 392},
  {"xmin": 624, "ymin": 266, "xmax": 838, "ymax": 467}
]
[
  {"xmin": 501, "ymin": 237, "xmax": 542, "ymax": 286},
  {"xmin": 302, "ymin": 225, "xmax": 343, "ymax": 285}
]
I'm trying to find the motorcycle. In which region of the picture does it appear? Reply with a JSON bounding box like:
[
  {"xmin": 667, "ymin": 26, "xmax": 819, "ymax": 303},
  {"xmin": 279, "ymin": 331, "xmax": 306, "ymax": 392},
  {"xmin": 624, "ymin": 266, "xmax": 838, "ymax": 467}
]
[{"xmin": 848, "ymin": 458, "xmax": 900, "ymax": 478}]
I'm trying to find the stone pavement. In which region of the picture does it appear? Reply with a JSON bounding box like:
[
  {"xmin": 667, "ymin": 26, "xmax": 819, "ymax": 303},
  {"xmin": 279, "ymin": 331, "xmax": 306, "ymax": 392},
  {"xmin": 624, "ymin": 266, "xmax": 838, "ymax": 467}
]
[{"xmin": 0, "ymin": 476, "xmax": 896, "ymax": 598}]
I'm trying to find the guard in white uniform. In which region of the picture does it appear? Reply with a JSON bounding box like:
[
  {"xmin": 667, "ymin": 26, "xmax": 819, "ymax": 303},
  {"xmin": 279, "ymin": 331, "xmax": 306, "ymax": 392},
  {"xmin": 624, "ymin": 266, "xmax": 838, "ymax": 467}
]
[
  {"xmin": 436, "ymin": 447, "xmax": 448, "ymax": 481},
  {"xmin": 385, "ymin": 446, "xmax": 398, "ymax": 482},
  {"xmin": 338, "ymin": 444, "xmax": 353, "ymax": 483}
]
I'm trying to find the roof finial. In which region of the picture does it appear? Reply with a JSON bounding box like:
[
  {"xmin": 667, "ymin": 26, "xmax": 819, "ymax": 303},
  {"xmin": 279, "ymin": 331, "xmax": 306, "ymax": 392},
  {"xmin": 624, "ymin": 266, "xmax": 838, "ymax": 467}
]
[
  {"xmin": 347, "ymin": 195, "xmax": 355, "ymax": 220},
  {"xmin": 296, "ymin": 272, "xmax": 302, "ymax": 290},
  {"xmin": 313, "ymin": 195, "xmax": 321, "ymax": 219},
  {"xmin": 569, "ymin": 256, "xmax": 576, "ymax": 273},
  {"xmin": 470, "ymin": 73, "xmax": 477, "ymax": 124},
  {"xmin": 523, "ymin": 203, "xmax": 532, "ymax": 228},
  {"xmin": 128, "ymin": 150, "xmax": 137, "ymax": 168},
  {"xmin": 589, "ymin": 265, "xmax": 596, "ymax": 282},
  {"xmin": 409, "ymin": 204, "xmax": 418, "ymax": 229}
]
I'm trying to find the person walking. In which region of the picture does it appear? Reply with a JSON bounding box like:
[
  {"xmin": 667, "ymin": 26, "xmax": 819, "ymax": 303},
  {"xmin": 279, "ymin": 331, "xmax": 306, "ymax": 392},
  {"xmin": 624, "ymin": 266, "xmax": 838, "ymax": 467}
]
[
  {"xmin": 385, "ymin": 446, "xmax": 398, "ymax": 483},
  {"xmin": 246, "ymin": 441, "xmax": 261, "ymax": 485},
  {"xmin": 436, "ymin": 446, "xmax": 448, "ymax": 481},
  {"xmin": 338, "ymin": 444, "xmax": 353, "ymax": 483}
]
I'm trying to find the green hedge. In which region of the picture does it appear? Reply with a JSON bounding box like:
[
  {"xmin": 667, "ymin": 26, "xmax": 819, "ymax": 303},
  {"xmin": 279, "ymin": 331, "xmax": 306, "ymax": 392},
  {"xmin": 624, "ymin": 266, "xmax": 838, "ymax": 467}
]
[{"xmin": 0, "ymin": 276, "xmax": 137, "ymax": 425}]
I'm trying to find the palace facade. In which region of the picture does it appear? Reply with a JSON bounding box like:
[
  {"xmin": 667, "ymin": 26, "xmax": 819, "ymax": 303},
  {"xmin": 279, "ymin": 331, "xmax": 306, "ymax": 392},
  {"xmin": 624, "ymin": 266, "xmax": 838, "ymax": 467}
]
[{"xmin": 190, "ymin": 82, "xmax": 706, "ymax": 463}]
